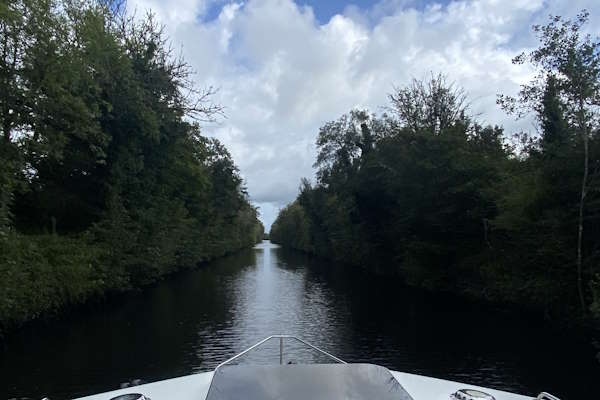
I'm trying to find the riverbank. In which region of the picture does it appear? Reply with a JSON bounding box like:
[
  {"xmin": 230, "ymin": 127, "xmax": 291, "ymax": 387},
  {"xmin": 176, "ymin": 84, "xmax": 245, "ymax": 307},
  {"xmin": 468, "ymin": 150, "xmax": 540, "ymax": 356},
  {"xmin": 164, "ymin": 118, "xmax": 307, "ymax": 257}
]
[
  {"xmin": 273, "ymin": 239, "xmax": 599, "ymax": 329},
  {"xmin": 0, "ymin": 232, "xmax": 262, "ymax": 339},
  {"xmin": 272, "ymin": 243, "xmax": 600, "ymax": 365}
]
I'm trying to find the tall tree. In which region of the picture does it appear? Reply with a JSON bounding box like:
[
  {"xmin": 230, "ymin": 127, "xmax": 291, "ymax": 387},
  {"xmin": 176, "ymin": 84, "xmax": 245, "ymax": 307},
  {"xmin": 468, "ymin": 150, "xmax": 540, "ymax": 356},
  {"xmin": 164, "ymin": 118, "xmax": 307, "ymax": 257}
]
[
  {"xmin": 499, "ymin": 10, "xmax": 600, "ymax": 313},
  {"xmin": 539, "ymin": 75, "xmax": 570, "ymax": 154},
  {"xmin": 314, "ymin": 110, "xmax": 386, "ymax": 186},
  {"xmin": 388, "ymin": 73, "xmax": 470, "ymax": 134}
]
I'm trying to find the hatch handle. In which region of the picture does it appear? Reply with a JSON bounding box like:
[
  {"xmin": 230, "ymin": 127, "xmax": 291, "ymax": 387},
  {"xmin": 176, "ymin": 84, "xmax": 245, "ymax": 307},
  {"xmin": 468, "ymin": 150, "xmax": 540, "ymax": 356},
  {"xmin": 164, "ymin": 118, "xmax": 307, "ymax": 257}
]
[{"xmin": 536, "ymin": 392, "xmax": 561, "ymax": 400}]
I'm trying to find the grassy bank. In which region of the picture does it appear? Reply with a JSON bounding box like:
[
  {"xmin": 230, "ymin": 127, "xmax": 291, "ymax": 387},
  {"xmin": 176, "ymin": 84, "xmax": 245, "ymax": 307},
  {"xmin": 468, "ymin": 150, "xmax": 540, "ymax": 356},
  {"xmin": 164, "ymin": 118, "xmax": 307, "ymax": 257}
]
[
  {"xmin": 0, "ymin": 231, "xmax": 262, "ymax": 337},
  {"xmin": 0, "ymin": 234, "xmax": 105, "ymax": 332}
]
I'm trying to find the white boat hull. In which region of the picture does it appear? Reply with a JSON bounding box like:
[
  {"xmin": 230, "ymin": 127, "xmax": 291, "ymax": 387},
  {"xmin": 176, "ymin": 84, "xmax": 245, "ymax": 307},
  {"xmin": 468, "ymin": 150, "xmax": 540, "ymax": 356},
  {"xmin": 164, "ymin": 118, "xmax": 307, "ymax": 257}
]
[{"xmin": 75, "ymin": 370, "xmax": 533, "ymax": 400}]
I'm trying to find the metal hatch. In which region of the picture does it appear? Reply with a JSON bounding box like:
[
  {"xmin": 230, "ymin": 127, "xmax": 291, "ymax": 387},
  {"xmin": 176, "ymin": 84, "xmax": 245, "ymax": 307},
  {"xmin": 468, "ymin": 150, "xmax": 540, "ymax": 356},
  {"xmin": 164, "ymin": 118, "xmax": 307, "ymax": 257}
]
[{"xmin": 205, "ymin": 335, "xmax": 414, "ymax": 400}]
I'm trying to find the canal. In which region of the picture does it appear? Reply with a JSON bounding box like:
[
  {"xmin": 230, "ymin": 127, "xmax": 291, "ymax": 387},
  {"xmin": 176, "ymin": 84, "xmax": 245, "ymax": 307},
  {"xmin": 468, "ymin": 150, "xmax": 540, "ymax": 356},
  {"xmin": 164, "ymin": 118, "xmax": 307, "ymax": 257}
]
[{"xmin": 2, "ymin": 241, "xmax": 599, "ymax": 399}]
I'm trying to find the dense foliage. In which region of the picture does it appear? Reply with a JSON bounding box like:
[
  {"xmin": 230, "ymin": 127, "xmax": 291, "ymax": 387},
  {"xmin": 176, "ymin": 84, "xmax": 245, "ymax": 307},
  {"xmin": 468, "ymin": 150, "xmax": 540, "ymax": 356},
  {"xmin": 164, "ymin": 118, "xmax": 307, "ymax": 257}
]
[
  {"xmin": 271, "ymin": 13, "xmax": 600, "ymax": 325},
  {"xmin": 0, "ymin": 0, "xmax": 263, "ymax": 332}
]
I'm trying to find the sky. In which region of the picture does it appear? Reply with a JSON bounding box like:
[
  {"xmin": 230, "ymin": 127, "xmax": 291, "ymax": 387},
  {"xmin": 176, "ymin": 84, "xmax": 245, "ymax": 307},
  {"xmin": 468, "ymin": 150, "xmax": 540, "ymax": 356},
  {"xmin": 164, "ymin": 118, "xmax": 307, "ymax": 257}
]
[{"xmin": 126, "ymin": 0, "xmax": 600, "ymax": 231}]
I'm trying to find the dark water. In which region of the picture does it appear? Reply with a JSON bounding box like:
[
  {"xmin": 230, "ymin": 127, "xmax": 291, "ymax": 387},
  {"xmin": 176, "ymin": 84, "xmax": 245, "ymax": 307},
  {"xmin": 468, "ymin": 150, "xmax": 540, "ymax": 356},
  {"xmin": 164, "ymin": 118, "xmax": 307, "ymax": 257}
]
[{"xmin": 2, "ymin": 241, "xmax": 599, "ymax": 399}]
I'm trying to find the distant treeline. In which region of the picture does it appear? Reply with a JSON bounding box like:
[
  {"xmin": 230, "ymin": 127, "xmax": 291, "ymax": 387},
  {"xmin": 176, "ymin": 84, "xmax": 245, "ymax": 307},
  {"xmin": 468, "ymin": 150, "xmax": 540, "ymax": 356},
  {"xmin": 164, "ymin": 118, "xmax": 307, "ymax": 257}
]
[
  {"xmin": 0, "ymin": 0, "xmax": 263, "ymax": 333},
  {"xmin": 271, "ymin": 12, "xmax": 600, "ymax": 325}
]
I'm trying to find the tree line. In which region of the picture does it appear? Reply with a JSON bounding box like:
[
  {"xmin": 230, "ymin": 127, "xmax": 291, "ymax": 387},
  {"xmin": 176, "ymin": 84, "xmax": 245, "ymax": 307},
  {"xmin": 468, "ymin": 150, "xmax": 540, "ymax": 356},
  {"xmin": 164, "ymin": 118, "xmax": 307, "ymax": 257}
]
[
  {"xmin": 271, "ymin": 12, "xmax": 600, "ymax": 325},
  {"xmin": 0, "ymin": 0, "xmax": 263, "ymax": 334}
]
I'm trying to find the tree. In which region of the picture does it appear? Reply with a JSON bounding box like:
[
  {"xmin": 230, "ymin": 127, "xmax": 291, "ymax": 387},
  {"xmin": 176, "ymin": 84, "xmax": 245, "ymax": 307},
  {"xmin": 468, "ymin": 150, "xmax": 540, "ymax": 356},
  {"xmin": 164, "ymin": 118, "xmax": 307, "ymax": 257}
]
[
  {"xmin": 498, "ymin": 10, "xmax": 600, "ymax": 313},
  {"xmin": 1, "ymin": 0, "xmax": 263, "ymax": 330},
  {"xmin": 0, "ymin": 0, "xmax": 44, "ymax": 232},
  {"xmin": 539, "ymin": 75, "xmax": 570, "ymax": 154},
  {"xmin": 388, "ymin": 73, "xmax": 470, "ymax": 134},
  {"xmin": 314, "ymin": 109, "xmax": 386, "ymax": 186}
]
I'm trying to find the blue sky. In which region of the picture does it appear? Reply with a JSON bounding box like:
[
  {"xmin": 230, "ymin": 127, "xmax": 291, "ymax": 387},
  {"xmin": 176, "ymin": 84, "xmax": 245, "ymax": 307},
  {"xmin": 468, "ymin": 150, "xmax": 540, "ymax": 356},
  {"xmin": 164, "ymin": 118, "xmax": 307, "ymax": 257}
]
[
  {"xmin": 300, "ymin": 0, "xmax": 384, "ymax": 22},
  {"xmin": 202, "ymin": 0, "xmax": 376, "ymax": 23},
  {"xmin": 130, "ymin": 0, "xmax": 600, "ymax": 230},
  {"xmin": 298, "ymin": 0, "xmax": 452, "ymax": 23},
  {"xmin": 202, "ymin": 0, "xmax": 453, "ymax": 24}
]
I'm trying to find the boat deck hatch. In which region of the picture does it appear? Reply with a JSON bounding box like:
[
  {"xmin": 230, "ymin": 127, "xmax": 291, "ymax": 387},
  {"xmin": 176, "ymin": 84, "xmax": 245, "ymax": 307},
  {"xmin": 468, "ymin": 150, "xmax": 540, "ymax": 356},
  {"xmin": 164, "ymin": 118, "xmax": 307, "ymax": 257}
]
[{"xmin": 205, "ymin": 363, "xmax": 415, "ymax": 400}]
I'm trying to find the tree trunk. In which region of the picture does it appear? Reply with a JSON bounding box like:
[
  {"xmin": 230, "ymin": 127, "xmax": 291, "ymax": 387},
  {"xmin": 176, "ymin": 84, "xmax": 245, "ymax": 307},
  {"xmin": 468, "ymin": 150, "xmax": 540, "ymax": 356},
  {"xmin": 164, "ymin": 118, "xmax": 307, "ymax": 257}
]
[
  {"xmin": 2, "ymin": 118, "xmax": 11, "ymax": 144},
  {"xmin": 576, "ymin": 125, "xmax": 588, "ymax": 314},
  {"xmin": 51, "ymin": 216, "xmax": 57, "ymax": 236},
  {"xmin": 482, "ymin": 218, "xmax": 491, "ymax": 248}
]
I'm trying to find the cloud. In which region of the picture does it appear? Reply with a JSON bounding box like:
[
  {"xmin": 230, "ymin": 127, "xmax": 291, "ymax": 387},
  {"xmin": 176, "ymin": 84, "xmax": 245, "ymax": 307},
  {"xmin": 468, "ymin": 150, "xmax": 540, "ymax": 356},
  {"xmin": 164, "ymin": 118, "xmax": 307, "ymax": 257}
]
[
  {"xmin": 126, "ymin": 0, "xmax": 600, "ymax": 230},
  {"xmin": 128, "ymin": 0, "xmax": 204, "ymax": 23}
]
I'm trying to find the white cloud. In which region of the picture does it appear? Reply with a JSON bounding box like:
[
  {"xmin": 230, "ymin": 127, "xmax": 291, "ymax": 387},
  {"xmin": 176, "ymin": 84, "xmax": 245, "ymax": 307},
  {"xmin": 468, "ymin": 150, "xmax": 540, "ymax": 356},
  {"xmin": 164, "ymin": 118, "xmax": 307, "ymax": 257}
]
[
  {"xmin": 128, "ymin": 0, "xmax": 204, "ymax": 23},
  {"xmin": 126, "ymin": 0, "xmax": 600, "ymax": 230}
]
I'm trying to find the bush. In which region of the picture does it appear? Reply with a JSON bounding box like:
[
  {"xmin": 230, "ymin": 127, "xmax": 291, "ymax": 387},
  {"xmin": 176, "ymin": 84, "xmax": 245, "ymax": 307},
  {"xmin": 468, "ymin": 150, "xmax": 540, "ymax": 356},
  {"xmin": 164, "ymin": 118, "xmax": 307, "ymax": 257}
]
[{"xmin": 0, "ymin": 233, "xmax": 106, "ymax": 332}]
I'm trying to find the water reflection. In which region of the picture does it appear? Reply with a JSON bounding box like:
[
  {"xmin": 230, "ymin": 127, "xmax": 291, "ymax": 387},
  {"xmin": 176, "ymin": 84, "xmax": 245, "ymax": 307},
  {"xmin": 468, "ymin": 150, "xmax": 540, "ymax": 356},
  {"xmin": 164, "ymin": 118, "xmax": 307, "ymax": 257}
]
[
  {"xmin": 195, "ymin": 242, "xmax": 344, "ymax": 366},
  {"xmin": 1, "ymin": 241, "xmax": 599, "ymax": 399}
]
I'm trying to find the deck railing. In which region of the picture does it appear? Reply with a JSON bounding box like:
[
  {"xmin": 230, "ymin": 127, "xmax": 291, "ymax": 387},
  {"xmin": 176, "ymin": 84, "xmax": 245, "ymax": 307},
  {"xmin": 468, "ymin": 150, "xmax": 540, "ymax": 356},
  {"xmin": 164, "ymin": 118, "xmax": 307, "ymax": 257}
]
[{"xmin": 215, "ymin": 335, "xmax": 346, "ymax": 369}]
